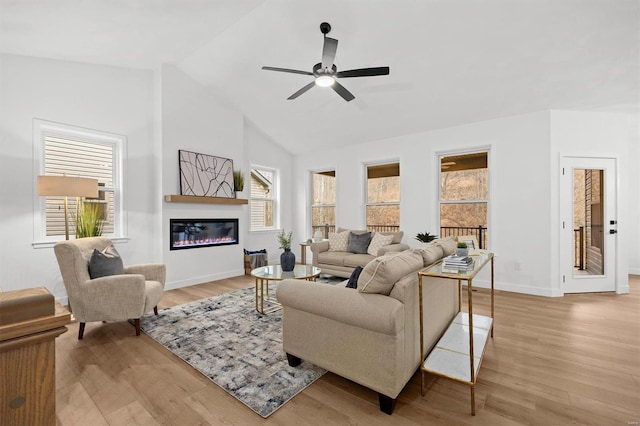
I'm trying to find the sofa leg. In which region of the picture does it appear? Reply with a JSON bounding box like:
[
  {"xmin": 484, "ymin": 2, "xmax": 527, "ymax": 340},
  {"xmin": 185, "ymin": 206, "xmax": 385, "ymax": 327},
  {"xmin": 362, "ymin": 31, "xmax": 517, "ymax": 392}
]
[
  {"xmin": 154, "ymin": 306, "xmax": 158, "ymax": 315},
  {"xmin": 286, "ymin": 353, "xmax": 301, "ymax": 367},
  {"xmin": 134, "ymin": 319, "xmax": 141, "ymax": 336},
  {"xmin": 378, "ymin": 393, "xmax": 396, "ymax": 415},
  {"xmin": 78, "ymin": 322, "xmax": 85, "ymax": 340}
]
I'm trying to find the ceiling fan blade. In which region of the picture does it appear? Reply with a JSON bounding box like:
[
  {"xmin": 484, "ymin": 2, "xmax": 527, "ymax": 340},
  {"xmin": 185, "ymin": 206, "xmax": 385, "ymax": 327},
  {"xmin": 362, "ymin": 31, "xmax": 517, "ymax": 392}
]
[
  {"xmin": 335, "ymin": 67, "xmax": 390, "ymax": 78},
  {"xmin": 287, "ymin": 81, "xmax": 316, "ymax": 100},
  {"xmin": 331, "ymin": 81, "xmax": 355, "ymax": 102},
  {"xmin": 262, "ymin": 66, "xmax": 313, "ymax": 76},
  {"xmin": 321, "ymin": 37, "xmax": 338, "ymax": 70}
]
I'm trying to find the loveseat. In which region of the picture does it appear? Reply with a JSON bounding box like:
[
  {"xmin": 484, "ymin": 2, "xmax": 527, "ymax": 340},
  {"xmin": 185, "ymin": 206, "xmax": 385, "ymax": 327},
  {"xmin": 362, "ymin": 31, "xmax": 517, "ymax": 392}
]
[
  {"xmin": 276, "ymin": 238, "xmax": 458, "ymax": 414},
  {"xmin": 311, "ymin": 228, "xmax": 410, "ymax": 278}
]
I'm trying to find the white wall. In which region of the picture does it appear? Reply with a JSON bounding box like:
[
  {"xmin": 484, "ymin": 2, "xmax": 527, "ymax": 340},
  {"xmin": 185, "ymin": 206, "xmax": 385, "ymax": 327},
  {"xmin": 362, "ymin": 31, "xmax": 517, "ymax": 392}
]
[
  {"xmin": 294, "ymin": 111, "xmax": 554, "ymax": 295},
  {"xmin": 160, "ymin": 65, "xmax": 249, "ymax": 288},
  {"xmin": 550, "ymin": 109, "xmax": 639, "ymax": 292},
  {"xmin": 243, "ymin": 118, "xmax": 294, "ymax": 265},
  {"xmin": 0, "ymin": 53, "xmax": 158, "ymax": 302}
]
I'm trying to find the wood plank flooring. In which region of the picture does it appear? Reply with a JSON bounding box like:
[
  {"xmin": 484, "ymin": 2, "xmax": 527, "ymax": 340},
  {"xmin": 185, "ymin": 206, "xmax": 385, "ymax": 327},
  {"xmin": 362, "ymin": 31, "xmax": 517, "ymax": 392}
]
[{"xmin": 55, "ymin": 275, "xmax": 640, "ymax": 425}]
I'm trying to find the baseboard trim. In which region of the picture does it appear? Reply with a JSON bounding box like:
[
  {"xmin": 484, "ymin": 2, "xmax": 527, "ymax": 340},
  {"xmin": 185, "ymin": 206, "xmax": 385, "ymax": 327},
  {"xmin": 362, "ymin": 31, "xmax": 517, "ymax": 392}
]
[
  {"xmin": 165, "ymin": 269, "xmax": 245, "ymax": 291},
  {"xmin": 470, "ymin": 279, "xmax": 562, "ymax": 297}
]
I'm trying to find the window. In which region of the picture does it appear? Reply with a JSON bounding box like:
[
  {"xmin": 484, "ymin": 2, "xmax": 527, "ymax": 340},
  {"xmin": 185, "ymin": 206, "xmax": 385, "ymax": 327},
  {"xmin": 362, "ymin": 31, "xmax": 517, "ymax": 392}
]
[
  {"xmin": 250, "ymin": 167, "xmax": 277, "ymax": 230},
  {"xmin": 365, "ymin": 162, "xmax": 400, "ymax": 232},
  {"xmin": 311, "ymin": 170, "xmax": 336, "ymax": 238},
  {"xmin": 439, "ymin": 151, "xmax": 488, "ymax": 248},
  {"xmin": 34, "ymin": 120, "xmax": 123, "ymax": 242}
]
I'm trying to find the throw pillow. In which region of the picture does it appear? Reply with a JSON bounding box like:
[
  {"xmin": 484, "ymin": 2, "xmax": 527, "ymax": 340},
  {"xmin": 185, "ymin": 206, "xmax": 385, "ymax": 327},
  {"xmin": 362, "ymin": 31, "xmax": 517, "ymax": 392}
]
[
  {"xmin": 346, "ymin": 266, "xmax": 363, "ymax": 289},
  {"xmin": 347, "ymin": 231, "xmax": 372, "ymax": 254},
  {"xmin": 88, "ymin": 245, "xmax": 124, "ymax": 279},
  {"xmin": 357, "ymin": 250, "xmax": 424, "ymax": 295},
  {"xmin": 432, "ymin": 236, "xmax": 457, "ymax": 256},
  {"xmin": 413, "ymin": 244, "xmax": 444, "ymax": 266},
  {"xmin": 328, "ymin": 231, "xmax": 350, "ymax": 251},
  {"xmin": 367, "ymin": 232, "xmax": 394, "ymax": 256}
]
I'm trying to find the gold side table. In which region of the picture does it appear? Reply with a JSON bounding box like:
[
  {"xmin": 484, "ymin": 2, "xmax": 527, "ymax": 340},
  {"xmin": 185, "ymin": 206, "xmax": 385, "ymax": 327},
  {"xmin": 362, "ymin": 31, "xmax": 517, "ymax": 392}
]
[
  {"xmin": 251, "ymin": 264, "xmax": 321, "ymax": 314},
  {"xmin": 418, "ymin": 251, "xmax": 494, "ymax": 415}
]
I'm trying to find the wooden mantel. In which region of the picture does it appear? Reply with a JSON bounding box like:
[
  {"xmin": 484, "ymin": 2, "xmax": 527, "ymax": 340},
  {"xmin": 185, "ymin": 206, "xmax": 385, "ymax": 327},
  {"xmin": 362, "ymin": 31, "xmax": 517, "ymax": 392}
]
[{"xmin": 164, "ymin": 195, "xmax": 248, "ymax": 205}]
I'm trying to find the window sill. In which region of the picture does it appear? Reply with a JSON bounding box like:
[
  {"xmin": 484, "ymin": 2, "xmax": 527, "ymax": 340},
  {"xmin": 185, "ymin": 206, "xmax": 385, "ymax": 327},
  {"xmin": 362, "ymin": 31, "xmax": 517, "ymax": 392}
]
[{"xmin": 32, "ymin": 236, "xmax": 130, "ymax": 249}]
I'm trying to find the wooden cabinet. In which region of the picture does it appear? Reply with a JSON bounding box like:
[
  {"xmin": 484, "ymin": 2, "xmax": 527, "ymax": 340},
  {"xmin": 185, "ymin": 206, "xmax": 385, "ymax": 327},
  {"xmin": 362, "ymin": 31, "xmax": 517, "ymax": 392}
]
[{"xmin": 0, "ymin": 288, "xmax": 70, "ymax": 425}]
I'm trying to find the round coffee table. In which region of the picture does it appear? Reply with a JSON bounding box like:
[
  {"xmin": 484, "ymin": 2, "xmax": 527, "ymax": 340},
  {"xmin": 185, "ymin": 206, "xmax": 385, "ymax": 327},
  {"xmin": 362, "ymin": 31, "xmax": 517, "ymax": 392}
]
[{"xmin": 251, "ymin": 264, "xmax": 321, "ymax": 314}]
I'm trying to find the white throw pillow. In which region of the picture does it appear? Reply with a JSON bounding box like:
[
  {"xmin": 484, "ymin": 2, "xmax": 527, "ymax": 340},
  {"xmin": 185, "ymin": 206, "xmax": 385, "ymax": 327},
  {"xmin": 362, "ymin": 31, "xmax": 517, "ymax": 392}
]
[
  {"xmin": 328, "ymin": 231, "xmax": 350, "ymax": 251},
  {"xmin": 367, "ymin": 232, "xmax": 394, "ymax": 256}
]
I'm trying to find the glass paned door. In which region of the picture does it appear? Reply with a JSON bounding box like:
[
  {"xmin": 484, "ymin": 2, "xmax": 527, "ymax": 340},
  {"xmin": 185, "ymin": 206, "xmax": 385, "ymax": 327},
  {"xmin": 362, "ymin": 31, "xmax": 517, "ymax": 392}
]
[{"xmin": 561, "ymin": 157, "xmax": 617, "ymax": 293}]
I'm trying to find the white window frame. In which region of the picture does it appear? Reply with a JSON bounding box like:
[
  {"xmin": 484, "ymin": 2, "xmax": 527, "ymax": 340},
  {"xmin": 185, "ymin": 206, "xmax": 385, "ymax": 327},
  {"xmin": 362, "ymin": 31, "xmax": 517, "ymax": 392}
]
[
  {"xmin": 249, "ymin": 165, "xmax": 278, "ymax": 232},
  {"xmin": 437, "ymin": 147, "xmax": 491, "ymax": 249},
  {"xmin": 32, "ymin": 119, "xmax": 126, "ymax": 248},
  {"xmin": 363, "ymin": 160, "xmax": 401, "ymax": 230},
  {"xmin": 309, "ymin": 169, "xmax": 336, "ymax": 237}
]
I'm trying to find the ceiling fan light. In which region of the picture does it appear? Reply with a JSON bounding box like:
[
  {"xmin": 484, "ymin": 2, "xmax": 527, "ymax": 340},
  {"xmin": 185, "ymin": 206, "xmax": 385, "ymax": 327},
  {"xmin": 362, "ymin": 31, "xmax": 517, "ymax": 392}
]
[{"xmin": 315, "ymin": 75, "xmax": 335, "ymax": 87}]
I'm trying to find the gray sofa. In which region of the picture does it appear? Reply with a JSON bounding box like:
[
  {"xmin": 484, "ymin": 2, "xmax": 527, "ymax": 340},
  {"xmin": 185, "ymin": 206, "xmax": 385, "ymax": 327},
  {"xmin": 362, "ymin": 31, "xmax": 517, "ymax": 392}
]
[
  {"xmin": 311, "ymin": 228, "xmax": 410, "ymax": 278},
  {"xmin": 277, "ymin": 238, "xmax": 458, "ymax": 414}
]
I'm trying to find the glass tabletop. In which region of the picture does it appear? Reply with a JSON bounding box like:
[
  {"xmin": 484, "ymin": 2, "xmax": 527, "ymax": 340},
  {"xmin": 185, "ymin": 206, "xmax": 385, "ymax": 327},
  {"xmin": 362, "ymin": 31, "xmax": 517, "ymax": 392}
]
[
  {"xmin": 419, "ymin": 251, "xmax": 494, "ymax": 280},
  {"xmin": 251, "ymin": 264, "xmax": 321, "ymax": 280}
]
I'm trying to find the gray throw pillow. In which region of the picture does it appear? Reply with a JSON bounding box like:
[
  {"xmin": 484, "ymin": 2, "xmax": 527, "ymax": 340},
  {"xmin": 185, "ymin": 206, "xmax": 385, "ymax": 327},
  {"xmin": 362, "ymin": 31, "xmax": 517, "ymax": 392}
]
[
  {"xmin": 89, "ymin": 245, "xmax": 124, "ymax": 279},
  {"xmin": 347, "ymin": 231, "xmax": 372, "ymax": 254}
]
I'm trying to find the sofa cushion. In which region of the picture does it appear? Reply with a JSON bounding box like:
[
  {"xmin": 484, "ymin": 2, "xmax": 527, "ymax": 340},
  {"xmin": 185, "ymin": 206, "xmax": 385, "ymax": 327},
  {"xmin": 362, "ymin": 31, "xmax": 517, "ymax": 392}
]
[
  {"xmin": 414, "ymin": 245, "xmax": 444, "ymax": 266},
  {"xmin": 432, "ymin": 237, "xmax": 457, "ymax": 256},
  {"xmin": 357, "ymin": 250, "xmax": 424, "ymax": 295},
  {"xmin": 339, "ymin": 228, "xmax": 403, "ymax": 245},
  {"xmin": 318, "ymin": 250, "xmax": 351, "ymax": 266},
  {"xmin": 328, "ymin": 231, "xmax": 350, "ymax": 252},
  {"xmin": 348, "ymin": 231, "xmax": 372, "ymax": 254},
  {"xmin": 88, "ymin": 245, "xmax": 124, "ymax": 279},
  {"xmin": 343, "ymin": 253, "xmax": 375, "ymax": 268},
  {"xmin": 367, "ymin": 232, "xmax": 394, "ymax": 256}
]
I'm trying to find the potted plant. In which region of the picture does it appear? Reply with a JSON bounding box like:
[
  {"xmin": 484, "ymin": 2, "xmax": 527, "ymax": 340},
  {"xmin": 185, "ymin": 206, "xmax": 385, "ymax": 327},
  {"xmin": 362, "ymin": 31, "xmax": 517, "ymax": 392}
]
[
  {"xmin": 233, "ymin": 170, "xmax": 245, "ymax": 197},
  {"xmin": 415, "ymin": 231, "xmax": 437, "ymax": 243},
  {"xmin": 456, "ymin": 241, "xmax": 468, "ymax": 257},
  {"xmin": 278, "ymin": 230, "xmax": 295, "ymax": 271},
  {"xmin": 75, "ymin": 201, "xmax": 105, "ymax": 238}
]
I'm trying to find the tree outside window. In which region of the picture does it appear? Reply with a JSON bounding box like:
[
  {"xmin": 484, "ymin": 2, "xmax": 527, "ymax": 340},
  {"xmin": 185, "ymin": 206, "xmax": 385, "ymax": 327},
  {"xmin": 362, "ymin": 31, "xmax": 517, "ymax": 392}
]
[
  {"xmin": 366, "ymin": 162, "xmax": 400, "ymax": 232},
  {"xmin": 439, "ymin": 152, "xmax": 488, "ymax": 248}
]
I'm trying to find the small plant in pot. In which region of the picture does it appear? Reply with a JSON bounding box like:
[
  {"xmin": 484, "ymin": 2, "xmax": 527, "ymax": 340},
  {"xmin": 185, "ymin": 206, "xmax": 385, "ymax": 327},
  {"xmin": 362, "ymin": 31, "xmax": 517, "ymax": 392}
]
[
  {"xmin": 456, "ymin": 241, "xmax": 468, "ymax": 257},
  {"xmin": 233, "ymin": 170, "xmax": 245, "ymax": 197},
  {"xmin": 278, "ymin": 230, "xmax": 295, "ymax": 271},
  {"xmin": 415, "ymin": 231, "xmax": 437, "ymax": 244}
]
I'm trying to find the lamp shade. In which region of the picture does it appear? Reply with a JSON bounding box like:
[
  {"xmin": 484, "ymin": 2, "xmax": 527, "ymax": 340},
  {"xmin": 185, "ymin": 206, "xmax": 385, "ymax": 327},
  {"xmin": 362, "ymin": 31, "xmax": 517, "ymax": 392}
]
[{"xmin": 37, "ymin": 176, "xmax": 99, "ymax": 198}]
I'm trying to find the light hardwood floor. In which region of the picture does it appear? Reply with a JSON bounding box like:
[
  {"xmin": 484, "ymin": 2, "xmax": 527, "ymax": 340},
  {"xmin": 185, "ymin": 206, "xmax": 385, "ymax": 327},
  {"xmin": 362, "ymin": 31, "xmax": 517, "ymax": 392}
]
[{"xmin": 56, "ymin": 275, "xmax": 640, "ymax": 425}]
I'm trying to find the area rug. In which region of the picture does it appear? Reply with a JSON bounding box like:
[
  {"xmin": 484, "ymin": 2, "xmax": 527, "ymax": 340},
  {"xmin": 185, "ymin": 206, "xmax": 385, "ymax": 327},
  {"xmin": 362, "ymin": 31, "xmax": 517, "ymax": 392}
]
[{"xmin": 140, "ymin": 287, "xmax": 326, "ymax": 418}]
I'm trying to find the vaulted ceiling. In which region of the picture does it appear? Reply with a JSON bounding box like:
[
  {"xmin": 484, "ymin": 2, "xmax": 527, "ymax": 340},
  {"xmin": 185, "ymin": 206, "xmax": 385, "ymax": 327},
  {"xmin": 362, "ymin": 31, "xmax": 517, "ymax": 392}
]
[{"xmin": 1, "ymin": 0, "xmax": 638, "ymax": 155}]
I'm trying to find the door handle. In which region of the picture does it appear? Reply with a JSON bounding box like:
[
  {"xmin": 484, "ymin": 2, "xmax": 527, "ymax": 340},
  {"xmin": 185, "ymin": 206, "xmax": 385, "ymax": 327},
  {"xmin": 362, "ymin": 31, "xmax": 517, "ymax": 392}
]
[{"xmin": 609, "ymin": 229, "xmax": 617, "ymax": 234}]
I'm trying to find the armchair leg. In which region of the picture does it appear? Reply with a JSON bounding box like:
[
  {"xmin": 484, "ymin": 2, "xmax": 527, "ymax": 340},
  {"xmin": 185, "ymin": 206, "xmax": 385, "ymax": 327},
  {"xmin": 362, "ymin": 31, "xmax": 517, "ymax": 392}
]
[
  {"xmin": 378, "ymin": 393, "xmax": 396, "ymax": 415},
  {"xmin": 134, "ymin": 318, "xmax": 141, "ymax": 336},
  {"xmin": 78, "ymin": 322, "xmax": 85, "ymax": 340},
  {"xmin": 154, "ymin": 306, "xmax": 158, "ymax": 315},
  {"xmin": 286, "ymin": 353, "xmax": 302, "ymax": 367}
]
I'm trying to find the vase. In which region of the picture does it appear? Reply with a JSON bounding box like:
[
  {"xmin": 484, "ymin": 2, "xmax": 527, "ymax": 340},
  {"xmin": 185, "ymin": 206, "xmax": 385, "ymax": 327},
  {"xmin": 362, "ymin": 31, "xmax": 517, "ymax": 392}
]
[
  {"xmin": 456, "ymin": 248, "xmax": 469, "ymax": 257},
  {"xmin": 280, "ymin": 248, "xmax": 296, "ymax": 271}
]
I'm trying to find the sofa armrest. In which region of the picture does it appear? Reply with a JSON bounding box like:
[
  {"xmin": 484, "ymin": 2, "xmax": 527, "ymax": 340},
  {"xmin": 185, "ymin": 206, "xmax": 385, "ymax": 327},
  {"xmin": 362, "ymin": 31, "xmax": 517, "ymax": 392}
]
[
  {"xmin": 310, "ymin": 241, "xmax": 329, "ymax": 266},
  {"xmin": 277, "ymin": 279, "xmax": 403, "ymax": 335},
  {"xmin": 377, "ymin": 243, "xmax": 410, "ymax": 256},
  {"xmin": 125, "ymin": 263, "xmax": 166, "ymax": 287}
]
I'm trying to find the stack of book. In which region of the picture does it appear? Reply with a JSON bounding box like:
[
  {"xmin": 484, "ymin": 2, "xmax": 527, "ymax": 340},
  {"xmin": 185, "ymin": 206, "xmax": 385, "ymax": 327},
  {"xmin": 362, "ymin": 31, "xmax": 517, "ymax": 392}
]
[{"xmin": 442, "ymin": 255, "xmax": 474, "ymax": 273}]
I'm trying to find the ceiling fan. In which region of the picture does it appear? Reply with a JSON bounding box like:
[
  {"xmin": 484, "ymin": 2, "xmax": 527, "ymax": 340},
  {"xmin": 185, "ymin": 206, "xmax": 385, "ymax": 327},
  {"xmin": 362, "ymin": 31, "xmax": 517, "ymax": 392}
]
[{"xmin": 262, "ymin": 22, "xmax": 390, "ymax": 102}]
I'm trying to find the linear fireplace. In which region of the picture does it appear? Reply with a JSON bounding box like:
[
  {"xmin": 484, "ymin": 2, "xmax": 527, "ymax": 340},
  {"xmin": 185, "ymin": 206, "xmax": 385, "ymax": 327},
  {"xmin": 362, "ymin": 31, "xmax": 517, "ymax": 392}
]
[{"xmin": 170, "ymin": 218, "xmax": 239, "ymax": 250}]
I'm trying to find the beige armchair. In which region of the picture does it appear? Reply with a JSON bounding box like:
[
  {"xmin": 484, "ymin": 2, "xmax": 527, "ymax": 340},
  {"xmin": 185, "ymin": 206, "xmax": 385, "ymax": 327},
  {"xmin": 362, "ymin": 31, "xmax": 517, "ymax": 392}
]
[{"xmin": 54, "ymin": 237, "xmax": 165, "ymax": 339}]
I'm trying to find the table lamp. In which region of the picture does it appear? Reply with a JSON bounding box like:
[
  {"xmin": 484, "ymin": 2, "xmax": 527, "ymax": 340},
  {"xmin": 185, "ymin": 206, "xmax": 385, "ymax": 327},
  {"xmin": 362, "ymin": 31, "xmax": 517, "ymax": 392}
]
[{"xmin": 37, "ymin": 175, "xmax": 99, "ymax": 240}]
